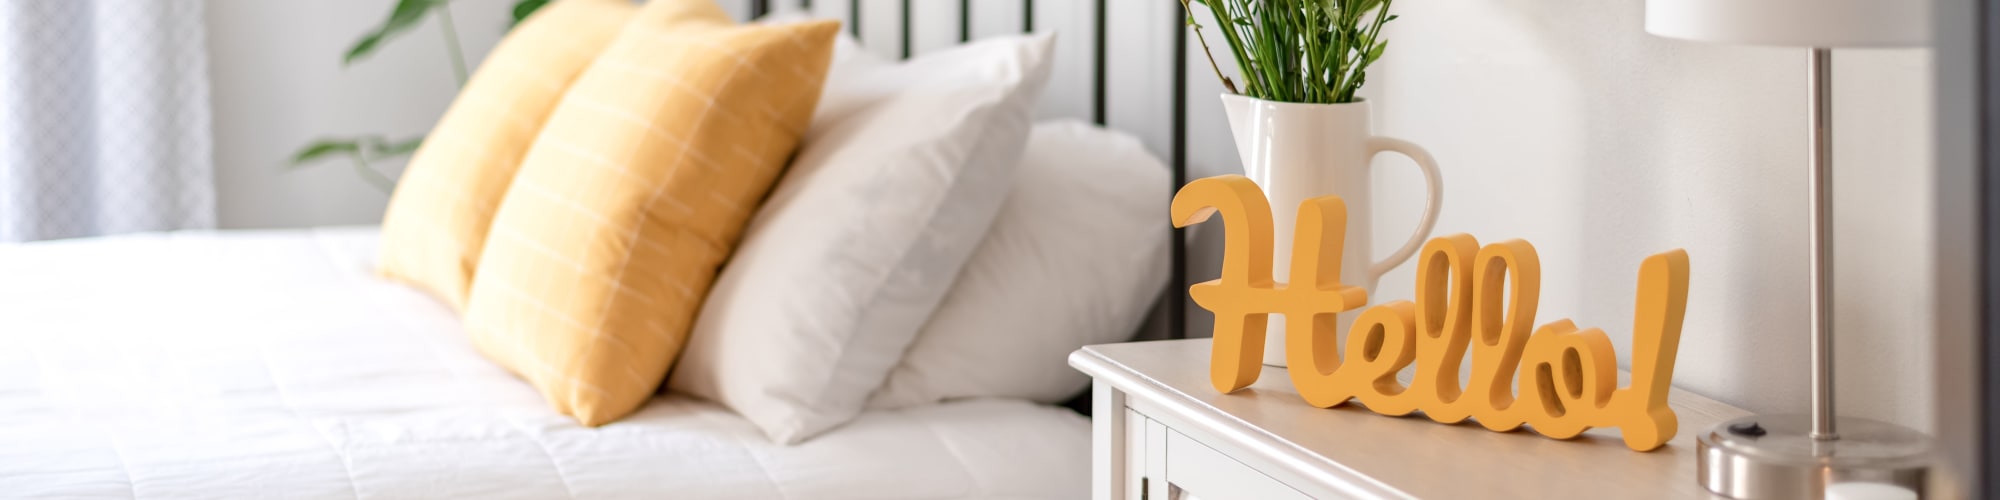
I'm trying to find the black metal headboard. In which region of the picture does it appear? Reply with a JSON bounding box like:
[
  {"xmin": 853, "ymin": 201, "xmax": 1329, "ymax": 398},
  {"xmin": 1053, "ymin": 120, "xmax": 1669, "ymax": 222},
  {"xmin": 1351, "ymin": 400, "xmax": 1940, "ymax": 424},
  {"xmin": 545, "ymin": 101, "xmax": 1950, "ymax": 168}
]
[{"xmin": 748, "ymin": 0, "xmax": 1192, "ymax": 340}]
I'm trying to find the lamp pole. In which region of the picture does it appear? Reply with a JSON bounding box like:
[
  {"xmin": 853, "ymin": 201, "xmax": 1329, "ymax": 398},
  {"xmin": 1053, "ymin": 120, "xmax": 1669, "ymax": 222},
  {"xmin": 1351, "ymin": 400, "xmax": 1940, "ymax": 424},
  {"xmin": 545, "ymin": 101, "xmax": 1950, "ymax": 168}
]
[
  {"xmin": 1807, "ymin": 47, "xmax": 1837, "ymax": 442},
  {"xmin": 1695, "ymin": 47, "xmax": 1933, "ymax": 499}
]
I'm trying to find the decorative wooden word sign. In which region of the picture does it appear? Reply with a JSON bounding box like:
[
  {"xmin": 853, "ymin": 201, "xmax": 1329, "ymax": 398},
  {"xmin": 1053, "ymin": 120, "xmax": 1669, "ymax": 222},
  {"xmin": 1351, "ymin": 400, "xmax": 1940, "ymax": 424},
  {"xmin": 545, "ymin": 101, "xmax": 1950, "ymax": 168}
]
[{"xmin": 1170, "ymin": 175, "xmax": 1690, "ymax": 451}]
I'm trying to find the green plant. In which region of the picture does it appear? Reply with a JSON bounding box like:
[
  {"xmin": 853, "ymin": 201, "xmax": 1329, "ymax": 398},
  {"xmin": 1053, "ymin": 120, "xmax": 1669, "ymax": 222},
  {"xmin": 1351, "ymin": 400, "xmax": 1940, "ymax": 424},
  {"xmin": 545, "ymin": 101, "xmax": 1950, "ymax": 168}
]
[
  {"xmin": 1179, "ymin": 0, "xmax": 1397, "ymax": 104},
  {"xmin": 288, "ymin": 0, "xmax": 550, "ymax": 193}
]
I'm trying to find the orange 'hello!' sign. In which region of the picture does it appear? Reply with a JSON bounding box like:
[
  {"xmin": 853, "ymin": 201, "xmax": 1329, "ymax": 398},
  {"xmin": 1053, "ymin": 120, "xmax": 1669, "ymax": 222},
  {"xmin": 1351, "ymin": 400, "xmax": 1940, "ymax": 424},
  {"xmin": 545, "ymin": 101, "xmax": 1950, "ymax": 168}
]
[{"xmin": 1170, "ymin": 175, "xmax": 1690, "ymax": 452}]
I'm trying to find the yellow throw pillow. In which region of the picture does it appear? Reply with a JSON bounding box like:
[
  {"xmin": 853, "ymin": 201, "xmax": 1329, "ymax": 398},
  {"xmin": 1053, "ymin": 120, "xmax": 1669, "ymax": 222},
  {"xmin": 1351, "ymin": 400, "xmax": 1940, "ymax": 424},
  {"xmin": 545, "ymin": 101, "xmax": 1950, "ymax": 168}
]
[
  {"xmin": 376, "ymin": 0, "xmax": 636, "ymax": 311},
  {"xmin": 462, "ymin": 0, "xmax": 841, "ymax": 426}
]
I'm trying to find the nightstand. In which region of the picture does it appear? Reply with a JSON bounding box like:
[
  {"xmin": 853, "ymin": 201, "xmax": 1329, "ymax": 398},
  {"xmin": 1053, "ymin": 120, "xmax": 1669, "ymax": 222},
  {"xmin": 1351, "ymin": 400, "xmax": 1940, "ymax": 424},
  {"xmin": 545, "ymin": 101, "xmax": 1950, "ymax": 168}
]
[{"xmin": 1069, "ymin": 339, "xmax": 1750, "ymax": 499}]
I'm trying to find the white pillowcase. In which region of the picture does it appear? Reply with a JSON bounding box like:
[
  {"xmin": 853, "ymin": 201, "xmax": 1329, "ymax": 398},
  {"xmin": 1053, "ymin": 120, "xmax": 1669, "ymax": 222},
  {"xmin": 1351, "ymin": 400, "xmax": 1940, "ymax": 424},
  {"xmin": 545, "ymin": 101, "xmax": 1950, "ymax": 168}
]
[
  {"xmin": 669, "ymin": 34, "xmax": 1056, "ymax": 445},
  {"xmin": 867, "ymin": 120, "xmax": 1172, "ymax": 409}
]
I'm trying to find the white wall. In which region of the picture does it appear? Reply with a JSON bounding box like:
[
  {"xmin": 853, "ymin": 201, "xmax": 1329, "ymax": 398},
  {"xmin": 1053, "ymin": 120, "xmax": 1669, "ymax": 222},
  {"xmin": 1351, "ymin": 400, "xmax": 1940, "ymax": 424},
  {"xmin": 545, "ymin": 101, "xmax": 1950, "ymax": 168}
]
[
  {"xmin": 206, "ymin": 0, "xmax": 513, "ymax": 228},
  {"xmin": 205, "ymin": 0, "xmax": 1938, "ymax": 430},
  {"xmin": 205, "ymin": 0, "xmax": 769, "ymax": 229},
  {"xmin": 1357, "ymin": 1, "xmax": 1934, "ymax": 430}
]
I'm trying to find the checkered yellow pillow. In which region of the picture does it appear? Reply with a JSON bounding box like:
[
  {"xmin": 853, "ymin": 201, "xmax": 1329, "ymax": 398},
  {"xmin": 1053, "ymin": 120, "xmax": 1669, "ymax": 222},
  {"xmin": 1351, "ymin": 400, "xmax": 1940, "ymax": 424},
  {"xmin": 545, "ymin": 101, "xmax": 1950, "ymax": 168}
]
[
  {"xmin": 462, "ymin": 0, "xmax": 841, "ymax": 426},
  {"xmin": 376, "ymin": 0, "xmax": 636, "ymax": 310}
]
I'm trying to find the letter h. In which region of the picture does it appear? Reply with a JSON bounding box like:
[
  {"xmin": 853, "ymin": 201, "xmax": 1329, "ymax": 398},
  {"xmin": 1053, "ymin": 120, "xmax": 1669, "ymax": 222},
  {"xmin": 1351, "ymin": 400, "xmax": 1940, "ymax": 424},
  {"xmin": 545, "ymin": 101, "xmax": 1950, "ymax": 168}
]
[{"xmin": 1172, "ymin": 175, "xmax": 1369, "ymax": 393}]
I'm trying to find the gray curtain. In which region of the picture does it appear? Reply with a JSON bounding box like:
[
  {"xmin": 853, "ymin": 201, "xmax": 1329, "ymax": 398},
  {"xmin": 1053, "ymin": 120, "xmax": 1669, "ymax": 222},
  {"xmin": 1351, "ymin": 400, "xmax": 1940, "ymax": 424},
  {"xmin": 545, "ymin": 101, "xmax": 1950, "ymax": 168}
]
[{"xmin": 0, "ymin": 0, "xmax": 215, "ymax": 242}]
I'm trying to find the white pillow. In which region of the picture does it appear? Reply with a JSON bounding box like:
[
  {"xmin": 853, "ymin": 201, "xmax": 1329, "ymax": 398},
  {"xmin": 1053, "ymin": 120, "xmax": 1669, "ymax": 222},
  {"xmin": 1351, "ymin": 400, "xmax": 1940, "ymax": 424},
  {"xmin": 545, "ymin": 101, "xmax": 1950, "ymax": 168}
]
[
  {"xmin": 669, "ymin": 34, "xmax": 1056, "ymax": 445},
  {"xmin": 867, "ymin": 120, "xmax": 1171, "ymax": 409}
]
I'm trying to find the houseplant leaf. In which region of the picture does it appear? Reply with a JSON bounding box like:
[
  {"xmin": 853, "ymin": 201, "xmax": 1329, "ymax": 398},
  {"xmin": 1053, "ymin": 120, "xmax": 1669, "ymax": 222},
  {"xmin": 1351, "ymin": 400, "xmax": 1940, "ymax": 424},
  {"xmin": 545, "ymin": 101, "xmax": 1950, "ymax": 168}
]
[
  {"xmin": 344, "ymin": 0, "xmax": 437, "ymax": 66},
  {"xmin": 511, "ymin": 0, "xmax": 552, "ymax": 27},
  {"xmin": 288, "ymin": 139, "xmax": 363, "ymax": 167},
  {"xmin": 368, "ymin": 136, "xmax": 426, "ymax": 158}
]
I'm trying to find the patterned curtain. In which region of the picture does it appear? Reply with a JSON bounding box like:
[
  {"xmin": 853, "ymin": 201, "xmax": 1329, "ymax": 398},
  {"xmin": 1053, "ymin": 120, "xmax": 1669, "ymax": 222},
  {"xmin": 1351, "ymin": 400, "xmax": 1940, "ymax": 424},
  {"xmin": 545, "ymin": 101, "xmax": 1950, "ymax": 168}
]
[{"xmin": 0, "ymin": 0, "xmax": 214, "ymax": 242}]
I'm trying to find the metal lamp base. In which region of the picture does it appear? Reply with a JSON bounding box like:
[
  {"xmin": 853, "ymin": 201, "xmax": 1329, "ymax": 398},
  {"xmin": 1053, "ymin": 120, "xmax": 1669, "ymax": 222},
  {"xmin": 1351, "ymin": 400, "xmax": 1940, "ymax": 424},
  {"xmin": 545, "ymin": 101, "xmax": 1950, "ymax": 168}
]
[{"xmin": 1697, "ymin": 414, "xmax": 1933, "ymax": 499}]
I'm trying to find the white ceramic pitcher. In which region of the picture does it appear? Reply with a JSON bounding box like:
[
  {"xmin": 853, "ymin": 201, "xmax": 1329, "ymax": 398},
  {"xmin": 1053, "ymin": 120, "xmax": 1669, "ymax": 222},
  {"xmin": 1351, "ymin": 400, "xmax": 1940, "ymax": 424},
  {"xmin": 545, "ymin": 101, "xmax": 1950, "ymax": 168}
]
[{"xmin": 1221, "ymin": 94, "xmax": 1443, "ymax": 367}]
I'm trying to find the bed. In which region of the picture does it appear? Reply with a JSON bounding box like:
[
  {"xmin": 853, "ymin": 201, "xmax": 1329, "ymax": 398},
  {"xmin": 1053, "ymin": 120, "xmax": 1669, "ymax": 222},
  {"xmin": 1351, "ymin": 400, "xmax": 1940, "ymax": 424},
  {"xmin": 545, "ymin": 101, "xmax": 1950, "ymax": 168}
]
[{"xmin": 0, "ymin": 228, "xmax": 1090, "ymax": 498}]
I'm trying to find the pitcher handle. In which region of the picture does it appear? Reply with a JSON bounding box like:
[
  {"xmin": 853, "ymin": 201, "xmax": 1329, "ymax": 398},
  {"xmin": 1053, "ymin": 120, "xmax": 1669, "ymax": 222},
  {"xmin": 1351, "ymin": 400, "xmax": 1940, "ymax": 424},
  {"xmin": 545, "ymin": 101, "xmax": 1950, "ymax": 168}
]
[{"xmin": 1366, "ymin": 136, "xmax": 1443, "ymax": 281}]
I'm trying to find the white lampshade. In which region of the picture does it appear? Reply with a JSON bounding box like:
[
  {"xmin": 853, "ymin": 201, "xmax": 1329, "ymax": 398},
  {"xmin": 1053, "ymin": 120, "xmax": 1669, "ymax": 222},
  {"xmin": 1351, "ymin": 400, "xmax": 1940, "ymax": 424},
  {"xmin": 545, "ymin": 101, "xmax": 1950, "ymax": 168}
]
[{"xmin": 1646, "ymin": 0, "xmax": 1929, "ymax": 47}]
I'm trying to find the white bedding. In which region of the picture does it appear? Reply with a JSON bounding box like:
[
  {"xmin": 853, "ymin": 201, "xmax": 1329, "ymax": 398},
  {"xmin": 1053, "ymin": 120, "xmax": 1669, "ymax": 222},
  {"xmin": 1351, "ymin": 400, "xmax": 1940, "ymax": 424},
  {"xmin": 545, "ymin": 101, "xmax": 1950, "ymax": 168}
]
[{"xmin": 0, "ymin": 228, "xmax": 1089, "ymax": 499}]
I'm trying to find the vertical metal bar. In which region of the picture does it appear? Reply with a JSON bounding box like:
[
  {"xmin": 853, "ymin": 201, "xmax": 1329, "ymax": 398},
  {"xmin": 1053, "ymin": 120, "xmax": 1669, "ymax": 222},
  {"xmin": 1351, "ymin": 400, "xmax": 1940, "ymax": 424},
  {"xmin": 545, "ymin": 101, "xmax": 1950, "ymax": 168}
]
[
  {"xmin": 802, "ymin": 0, "xmax": 812, "ymax": 11},
  {"xmin": 750, "ymin": 0, "xmax": 769, "ymax": 19},
  {"xmin": 1808, "ymin": 47, "xmax": 1838, "ymax": 441},
  {"xmin": 900, "ymin": 0, "xmax": 912, "ymax": 59},
  {"xmin": 1023, "ymin": 0, "xmax": 1034, "ymax": 33},
  {"xmin": 1979, "ymin": 0, "xmax": 2000, "ymax": 485},
  {"xmin": 849, "ymin": 0, "xmax": 860, "ymax": 37},
  {"xmin": 959, "ymin": 0, "xmax": 970, "ymax": 42},
  {"xmin": 1981, "ymin": 0, "xmax": 2000, "ymax": 489},
  {"xmin": 1092, "ymin": 0, "xmax": 1107, "ymax": 125},
  {"xmin": 1169, "ymin": 0, "xmax": 1189, "ymax": 340}
]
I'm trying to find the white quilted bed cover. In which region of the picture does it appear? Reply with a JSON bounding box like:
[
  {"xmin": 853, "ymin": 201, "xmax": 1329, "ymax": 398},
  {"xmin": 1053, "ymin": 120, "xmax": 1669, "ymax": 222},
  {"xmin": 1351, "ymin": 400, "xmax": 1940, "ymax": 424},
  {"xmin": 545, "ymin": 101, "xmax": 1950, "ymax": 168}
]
[{"xmin": 0, "ymin": 228, "xmax": 1089, "ymax": 499}]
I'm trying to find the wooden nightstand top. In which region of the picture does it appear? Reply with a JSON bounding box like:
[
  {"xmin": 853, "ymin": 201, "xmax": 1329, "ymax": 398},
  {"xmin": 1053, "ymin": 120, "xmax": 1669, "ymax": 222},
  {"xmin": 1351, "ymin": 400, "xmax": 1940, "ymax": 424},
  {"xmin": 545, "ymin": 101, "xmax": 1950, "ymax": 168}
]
[{"xmin": 1070, "ymin": 339, "xmax": 1748, "ymax": 499}]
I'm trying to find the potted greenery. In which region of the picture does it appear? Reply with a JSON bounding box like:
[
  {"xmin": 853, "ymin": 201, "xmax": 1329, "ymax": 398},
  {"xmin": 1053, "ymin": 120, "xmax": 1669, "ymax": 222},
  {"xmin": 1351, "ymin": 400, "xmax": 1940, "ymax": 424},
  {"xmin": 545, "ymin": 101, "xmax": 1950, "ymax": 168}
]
[{"xmin": 1180, "ymin": 0, "xmax": 1442, "ymax": 367}]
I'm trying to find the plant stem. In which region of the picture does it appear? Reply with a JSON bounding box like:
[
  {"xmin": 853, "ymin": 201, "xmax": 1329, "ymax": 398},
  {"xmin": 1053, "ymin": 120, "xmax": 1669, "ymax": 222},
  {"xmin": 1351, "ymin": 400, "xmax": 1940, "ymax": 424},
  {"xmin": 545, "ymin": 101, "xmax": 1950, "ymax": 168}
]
[
  {"xmin": 1210, "ymin": 0, "xmax": 1261, "ymax": 97},
  {"xmin": 1340, "ymin": 0, "xmax": 1393, "ymax": 101},
  {"xmin": 435, "ymin": 0, "xmax": 469, "ymax": 87},
  {"xmin": 349, "ymin": 152, "xmax": 398, "ymax": 194},
  {"xmin": 1178, "ymin": 0, "xmax": 1239, "ymax": 95}
]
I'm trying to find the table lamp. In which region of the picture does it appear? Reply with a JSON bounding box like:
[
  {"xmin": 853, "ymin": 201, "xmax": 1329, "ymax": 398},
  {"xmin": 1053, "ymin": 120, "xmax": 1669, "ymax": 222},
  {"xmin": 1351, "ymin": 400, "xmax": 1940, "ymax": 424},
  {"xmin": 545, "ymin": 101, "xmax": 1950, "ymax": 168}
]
[{"xmin": 1644, "ymin": 0, "xmax": 1934, "ymax": 498}]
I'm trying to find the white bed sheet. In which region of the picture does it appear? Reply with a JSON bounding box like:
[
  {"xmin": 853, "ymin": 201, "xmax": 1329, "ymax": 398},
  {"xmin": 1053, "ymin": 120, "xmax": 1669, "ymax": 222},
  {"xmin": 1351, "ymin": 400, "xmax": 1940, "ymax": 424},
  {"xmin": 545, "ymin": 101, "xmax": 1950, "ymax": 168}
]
[{"xmin": 0, "ymin": 227, "xmax": 1089, "ymax": 499}]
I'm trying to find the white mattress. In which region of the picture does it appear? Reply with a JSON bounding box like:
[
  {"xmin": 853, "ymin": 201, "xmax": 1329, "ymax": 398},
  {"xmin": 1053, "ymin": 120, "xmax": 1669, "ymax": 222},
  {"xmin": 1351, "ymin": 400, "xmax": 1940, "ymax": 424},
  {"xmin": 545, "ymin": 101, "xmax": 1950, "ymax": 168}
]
[{"xmin": 0, "ymin": 228, "xmax": 1089, "ymax": 499}]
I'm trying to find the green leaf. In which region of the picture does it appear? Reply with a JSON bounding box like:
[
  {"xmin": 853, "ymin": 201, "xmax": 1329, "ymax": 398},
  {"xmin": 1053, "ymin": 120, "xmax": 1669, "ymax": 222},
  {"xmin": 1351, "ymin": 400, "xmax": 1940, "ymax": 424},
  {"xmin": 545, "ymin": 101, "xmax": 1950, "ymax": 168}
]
[
  {"xmin": 344, "ymin": 0, "xmax": 437, "ymax": 66},
  {"xmin": 511, "ymin": 0, "xmax": 552, "ymax": 28},
  {"xmin": 1365, "ymin": 40, "xmax": 1387, "ymax": 63},
  {"xmin": 343, "ymin": 33, "xmax": 384, "ymax": 67},
  {"xmin": 289, "ymin": 139, "xmax": 362, "ymax": 167},
  {"xmin": 368, "ymin": 136, "xmax": 425, "ymax": 158}
]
